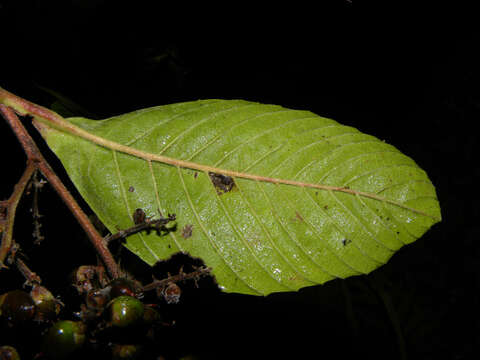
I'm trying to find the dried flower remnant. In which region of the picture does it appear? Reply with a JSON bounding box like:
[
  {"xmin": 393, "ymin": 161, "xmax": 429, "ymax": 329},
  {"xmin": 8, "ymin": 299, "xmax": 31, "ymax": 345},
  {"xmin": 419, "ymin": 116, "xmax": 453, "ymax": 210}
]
[
  {"xmin": 209, "ymin": 172, "xmax": 235, "ymax": 195},
  {"xmin": 161, "ymin": 282, "xmax": 181, "ymax": 304},
  {"xmin": 182, "ymin": 224, "xmax": 193, "ymax": 239},
  {"xmin": 133, "ymin": 208, "xmax": 147, "ymax": 225}
]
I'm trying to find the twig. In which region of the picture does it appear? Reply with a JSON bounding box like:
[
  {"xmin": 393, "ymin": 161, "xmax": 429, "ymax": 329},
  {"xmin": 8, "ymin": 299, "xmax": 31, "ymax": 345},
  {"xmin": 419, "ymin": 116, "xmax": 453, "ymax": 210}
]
[
  {"xmin": 31, "ymin": 171, "xmax": 46, "ymax": 244},
  {"xmin": 0, "ymin": 161, "xmax": 36, "ymax": 268},
  {"xmin": 104, "ymin": 214, "xmax": 176, "ymax": 244},
  {"xmin": 16, "ymin": 257, "xmax": 42, "ymax": 286},
  {"xmin": 142, "ymin": 266, "xmax": 211, "ymax": 292},
  {"xmin": 0, "ymin": 105, "xmax": 120, "ymax": 278}
]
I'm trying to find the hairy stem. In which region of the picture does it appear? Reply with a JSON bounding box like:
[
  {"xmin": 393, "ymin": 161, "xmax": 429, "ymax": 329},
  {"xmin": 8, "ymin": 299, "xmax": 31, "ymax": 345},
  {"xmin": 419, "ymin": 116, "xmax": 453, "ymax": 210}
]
[{"xmin": 142, "ymin": 266, "xmax": 211, "ymax": 292}]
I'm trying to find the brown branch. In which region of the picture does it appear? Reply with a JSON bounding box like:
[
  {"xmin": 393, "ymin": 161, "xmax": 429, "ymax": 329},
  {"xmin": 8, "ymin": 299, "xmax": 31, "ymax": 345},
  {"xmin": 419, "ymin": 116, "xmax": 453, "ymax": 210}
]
[
  {"xmin": 0, "ymin": 105, "xmax": 121, "ymax": 278},
  {"xmin": 0, "ymin": 161, "xmax": 36, "ymax": 268}
]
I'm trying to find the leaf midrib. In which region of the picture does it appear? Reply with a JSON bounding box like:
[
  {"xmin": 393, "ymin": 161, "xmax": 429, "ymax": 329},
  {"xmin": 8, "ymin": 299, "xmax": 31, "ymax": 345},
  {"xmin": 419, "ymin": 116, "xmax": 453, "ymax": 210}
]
[{"xmin": 34, "ymin": 114, "xmax": 440, "ymax": 221}]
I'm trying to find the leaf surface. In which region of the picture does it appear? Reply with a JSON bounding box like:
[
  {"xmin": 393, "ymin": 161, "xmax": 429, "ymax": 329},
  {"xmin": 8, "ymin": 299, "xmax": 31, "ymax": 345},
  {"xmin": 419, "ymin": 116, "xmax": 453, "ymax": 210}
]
[{"xmin": 38, "ymin": 100, "xmax": 441, "ymax": 295}]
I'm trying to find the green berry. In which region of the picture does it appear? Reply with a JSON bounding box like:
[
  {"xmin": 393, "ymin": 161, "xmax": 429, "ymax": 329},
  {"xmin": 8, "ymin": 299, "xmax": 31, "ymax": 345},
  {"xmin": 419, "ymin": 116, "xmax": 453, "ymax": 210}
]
[
  {"xmin": 142, "ymin": 305, "xmax": 162, "ymax": 325},
  {"xmin": 42, "ymin": 320, "xmax": 86, "ymax": 359},
  {"xmin": 30, "ymin": 285, "xmax": 60, "ymax": 322},
  {"xmin": 0, "ymin": 346, "xmax": 21, "ymax": 360},
  {"xmin": 111, "ymin": 343, "xmax": 143, "ymax": 359},
  {"xmin": 108, "ymin": 296, "xmax": 144, "ymax": 328}
]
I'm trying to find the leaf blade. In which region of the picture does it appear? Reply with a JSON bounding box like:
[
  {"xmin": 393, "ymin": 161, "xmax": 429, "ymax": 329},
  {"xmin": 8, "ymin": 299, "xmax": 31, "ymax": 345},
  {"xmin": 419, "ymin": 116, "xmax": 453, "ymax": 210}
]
[{"xmin": 37, "ymin": 100, "xmax": 441, "ymax": 295}]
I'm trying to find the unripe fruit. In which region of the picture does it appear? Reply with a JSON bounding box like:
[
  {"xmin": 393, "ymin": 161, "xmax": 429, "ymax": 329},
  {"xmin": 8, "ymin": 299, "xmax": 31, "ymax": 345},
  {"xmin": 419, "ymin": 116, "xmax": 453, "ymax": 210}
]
[
  {"xmin": 85, "ymin": 287, "xmax": 111, "ymax": 311},
  {"xmin": 111, "ymin": 343, "xmax": 143, "ymax": 359},
  {"xmin": 0, "ymin": 345, "xmax": 20, "ymax": 360},
  {"xmin": 30, "ymin": 285, "xmax": 60, "ymax": 322},
  {"xmin": 142, "ymin": 305, "xmax": 162, "ymax": 325},
  {"xmin": 42, "ymin": 320, "xmax": 86, "ymax": 359},
  {"xmin": 0, "ymin": 290, "xmax": 35, "ymax": 324},
  {"xmin": 108, "ymin": 278, "xmax": 136, "ymax": 299},
  {"xmin": 108, "ymin": 296, "xmax": 144, "ymax": 328}
]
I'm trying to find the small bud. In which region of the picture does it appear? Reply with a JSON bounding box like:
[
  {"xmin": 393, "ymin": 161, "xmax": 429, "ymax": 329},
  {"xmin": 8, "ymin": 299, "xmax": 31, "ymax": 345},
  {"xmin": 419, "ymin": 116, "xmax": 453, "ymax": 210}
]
[
  {"xmin": 162, "ymin": 282, "xmax": 181, "ymax": 304},
  {"xmin": 133, "ymin": 209, "xmax": 146, "ymax": 225},
  {"xmin": 72, "ymin": 265, "xmax": 97, "ymax": 294}
]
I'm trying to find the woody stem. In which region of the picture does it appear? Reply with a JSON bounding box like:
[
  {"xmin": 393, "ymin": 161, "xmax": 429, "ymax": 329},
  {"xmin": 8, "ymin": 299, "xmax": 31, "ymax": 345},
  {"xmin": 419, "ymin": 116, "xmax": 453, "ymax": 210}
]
[{"xmin": 0, "ymin": 104, "xmax": 121, "ymax": 278}]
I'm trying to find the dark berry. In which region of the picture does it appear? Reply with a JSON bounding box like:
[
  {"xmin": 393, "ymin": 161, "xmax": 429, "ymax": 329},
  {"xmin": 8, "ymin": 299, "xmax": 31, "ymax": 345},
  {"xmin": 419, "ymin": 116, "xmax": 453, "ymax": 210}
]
[
  {"xmin": 85, "ymin": 287, "xmax": 111, "ymax": 311},
  {"xmin": 108, "ymin": 278, "xmax": 136, "ymax": 299},
  {"xmin": 0, "ymin": 290, "xmax": 35, "ymax": 324}
]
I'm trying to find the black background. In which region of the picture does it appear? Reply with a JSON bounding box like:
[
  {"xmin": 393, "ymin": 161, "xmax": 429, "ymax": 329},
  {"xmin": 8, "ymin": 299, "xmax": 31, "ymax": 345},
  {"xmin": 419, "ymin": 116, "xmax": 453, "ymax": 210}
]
[{"xmin": 0, "ymin": 1, "xmax": 478, "ymax": 359}]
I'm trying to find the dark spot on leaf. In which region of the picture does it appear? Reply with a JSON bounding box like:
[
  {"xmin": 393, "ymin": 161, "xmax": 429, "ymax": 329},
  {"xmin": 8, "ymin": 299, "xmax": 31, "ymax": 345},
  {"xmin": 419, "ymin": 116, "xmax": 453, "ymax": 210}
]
[
  {"xmin": 324, "ymin": 205, "xmax": 329, "ymax": 210},
  {"xmin": 133, "ymin": 208, "xmax": 146, "ymax": 224},
  {"xmin": 209, "ymin": 172, "xmax": 235, "ymax": 195},
  {"xmin": 342, "ymin": 238, "xmax": 352, "ymax": 246},
  {"xmin": 128, "ymin": 186, "xmax": 135, "ymax": 192},
  {"xmin": 182, "ymin": 224, "xmax": 193, "ymax": 239},
  {"xmin": 194, "ymin": 172, "xmax": 198, "ymax": 179},
  {"xmin": 295, "ymin": 211, "xmax": 304, "ymax": 222}
]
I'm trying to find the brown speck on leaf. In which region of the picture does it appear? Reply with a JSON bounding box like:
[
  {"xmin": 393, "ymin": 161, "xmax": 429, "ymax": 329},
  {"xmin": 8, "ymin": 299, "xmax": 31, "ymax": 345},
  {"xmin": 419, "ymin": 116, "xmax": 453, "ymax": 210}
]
[
  {"xmin": 128, "ymin": 186, "xmax": 135, "ymax": 192},
  {"xmin": 324, "ymin": 205, "xmax": 329, "ymax": 210},
  {"xmin": 342, "ymin": 238, "xmax": 352, "ymax": 246},
  {"xmin": 133, "ymin": 208, "xmax": 146, "ymax": 224},
  {"xmin": 194, "ymin": 172, "xmax": 198, "ymax": 179},
  {"xmin": 209, "ymin": 172, "xmax": 235, "ymax": 195},
  {"xmin": 182, "ymin": 224, "xmax": 193, "ymax": 239},
  {"xmin": 295, "ymin": 211, "xmax": 304, "ymax": 222}
]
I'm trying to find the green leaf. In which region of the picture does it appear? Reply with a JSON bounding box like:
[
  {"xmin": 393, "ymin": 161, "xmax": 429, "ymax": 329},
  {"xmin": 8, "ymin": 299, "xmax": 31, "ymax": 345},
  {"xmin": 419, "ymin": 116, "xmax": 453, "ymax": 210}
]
[{"xmin": 36, "ymin": 100, "xmax": 441, "ymax": 296}]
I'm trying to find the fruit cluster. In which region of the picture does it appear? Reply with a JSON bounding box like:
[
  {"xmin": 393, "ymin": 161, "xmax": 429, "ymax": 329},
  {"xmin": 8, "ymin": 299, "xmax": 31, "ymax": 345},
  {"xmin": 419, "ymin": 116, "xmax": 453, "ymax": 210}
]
[{"xmin": 0, "ymin": 275, "xmax": 171, "ymax": 359}]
